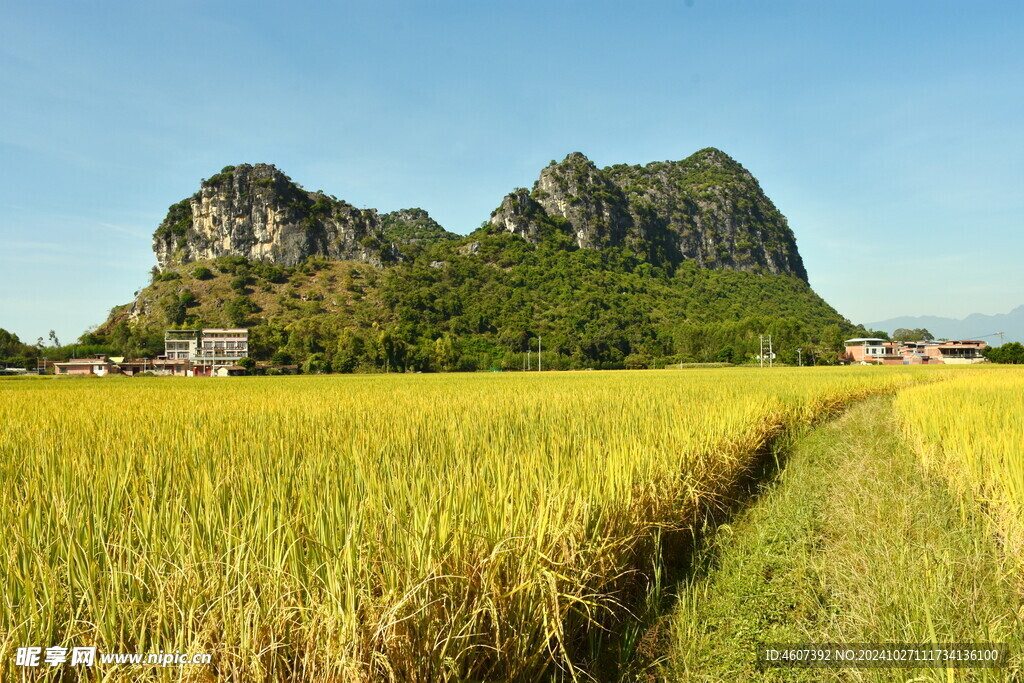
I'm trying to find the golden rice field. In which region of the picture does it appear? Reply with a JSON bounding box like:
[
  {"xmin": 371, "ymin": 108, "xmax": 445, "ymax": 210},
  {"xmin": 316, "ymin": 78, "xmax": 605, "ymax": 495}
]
[
  {"xmin": 1, "ymin": 368, "xmax": 935, "ymax": 681},
  {"xmin": 896, "ymin": 368, "xmax": 1024, "ymax": 575}
]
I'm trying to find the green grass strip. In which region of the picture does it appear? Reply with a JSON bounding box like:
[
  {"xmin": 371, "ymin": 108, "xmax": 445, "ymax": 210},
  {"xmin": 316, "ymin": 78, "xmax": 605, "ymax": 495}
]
[{"xmin": 656, "ymin": 395, "xmax": 1024, "ymax": 682}]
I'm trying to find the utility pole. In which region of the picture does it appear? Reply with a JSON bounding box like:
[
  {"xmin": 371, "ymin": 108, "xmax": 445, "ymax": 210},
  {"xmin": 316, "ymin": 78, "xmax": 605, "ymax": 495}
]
[
  {"xmin": 538, "ymin": 336, "xmax": 542, "ymax": 372},
  {"xmin": 527, "ymin": 349, "xmax": 530, "ymax": 371},
  {"xmin": 797, "ymin": 348, "xmax": 802, "ymax": 367},
  {"xmin": 759, "ymin": 334, "xmax": 774, "ymax": 368}
]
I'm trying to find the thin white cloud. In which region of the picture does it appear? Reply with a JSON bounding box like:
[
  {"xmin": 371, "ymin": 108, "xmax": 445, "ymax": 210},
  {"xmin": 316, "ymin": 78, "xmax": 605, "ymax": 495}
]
[{"xmin": 94, "ymin": 221, "xmax": 149, "ymax": 239}]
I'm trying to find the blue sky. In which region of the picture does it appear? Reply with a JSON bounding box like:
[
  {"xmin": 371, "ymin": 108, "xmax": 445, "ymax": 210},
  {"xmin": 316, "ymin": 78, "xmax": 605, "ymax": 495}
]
[{"xmin": 2, "ymin": 0, "xmax": 1022, "ymax": 344}]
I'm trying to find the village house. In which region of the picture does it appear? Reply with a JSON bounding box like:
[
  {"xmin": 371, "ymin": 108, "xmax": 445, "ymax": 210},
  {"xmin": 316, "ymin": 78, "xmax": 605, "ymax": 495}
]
[
  {"xmin": 843, "ymin": 338, "xmax": 987, "ymax": 365},
  {"xmin": 53, "ymin": 356, "xmax": 162, "ymax": 376},
  {"xmin": 53, "ymin": 356, "xmax": 115, "ymax": 376}
]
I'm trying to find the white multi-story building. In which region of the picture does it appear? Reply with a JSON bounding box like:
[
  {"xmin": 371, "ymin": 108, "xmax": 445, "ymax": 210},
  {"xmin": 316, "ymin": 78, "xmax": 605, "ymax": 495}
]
[
  {"xmin": 161, "ymin": 329, "xmax": 248, "ymax": 375},
  {"xmin": 195, "ymin": 328, "xmax": 249, "ymax": 364},
  {"xmin": 163, "ymin": 330, "xmax": 199, "ymax": 360}
]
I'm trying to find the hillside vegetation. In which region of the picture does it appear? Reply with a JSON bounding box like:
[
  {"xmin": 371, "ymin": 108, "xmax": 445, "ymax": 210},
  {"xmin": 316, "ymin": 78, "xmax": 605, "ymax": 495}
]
[{"xmin": 98, "ymin": 238, "xmax": 855, "ymax": 370}]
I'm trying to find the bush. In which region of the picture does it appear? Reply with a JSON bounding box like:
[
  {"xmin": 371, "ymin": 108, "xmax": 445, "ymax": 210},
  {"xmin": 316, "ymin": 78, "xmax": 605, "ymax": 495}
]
[
  {"xmin": 260, "ymin": 265, "xmax": 287, "ymax": 284},
  {"xmin": 302, "ymin": 353, "xmax": 330, "ymax": 374},
  {"xmin": 164, "ymin": 299, "xmax": 186, "ymax": 325},
  {"xmin": 624, "ymin": 354, "xmax": 653, "ymax": 370},
  {"xmin": 215, "ymin": 255, "xmax": 250, "ymax": 275},
  {"xmin": 225, "ymin": 297, "xmax": 257, "ymax": 326},
  {"xmin": 192, "ymin": 266, "xmax": 213, "ymax": 280}
]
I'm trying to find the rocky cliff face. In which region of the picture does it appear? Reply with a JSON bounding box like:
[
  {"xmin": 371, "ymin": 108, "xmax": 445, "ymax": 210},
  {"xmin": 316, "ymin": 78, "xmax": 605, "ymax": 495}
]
[
  {"xmin": 488, "ymin": 189, "xmax": 551, "ymax": 242},
  {"xmin": 489, "ymin": 148, "xmax": 808, "ymax": 281},
  {"xmin": 533, "ymin": 152, "xmax": 634, "ymax": 249},
  {"xmin": 152, "ymin": 164, "xmax": 399, "ymax": 270},
  {"xmin": 154, "ymin": 151, "xmax": 808, "ymax": 282}
]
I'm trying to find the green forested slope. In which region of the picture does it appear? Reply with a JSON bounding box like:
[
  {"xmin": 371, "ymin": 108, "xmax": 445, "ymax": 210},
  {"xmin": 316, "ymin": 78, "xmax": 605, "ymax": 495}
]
[{"xmin": 94, "ymin": 226, "xmax": 856, "ymax": 371}]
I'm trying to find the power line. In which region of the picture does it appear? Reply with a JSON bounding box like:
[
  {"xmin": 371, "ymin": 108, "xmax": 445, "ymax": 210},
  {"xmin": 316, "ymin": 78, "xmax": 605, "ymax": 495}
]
[{"xmin": 967, "ymin": 332, "xmax": 1005, "ymax": 345}]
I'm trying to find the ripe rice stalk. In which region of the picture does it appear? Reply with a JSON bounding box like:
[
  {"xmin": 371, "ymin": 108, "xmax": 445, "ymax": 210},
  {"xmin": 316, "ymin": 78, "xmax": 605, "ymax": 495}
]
[
  {"xmin": 895, "ymin": 368, "xmax": 1024, "ymax": 577},
  {"xmin": 1, "ymin": 367, "xmax": 936, "ymax": 680}
]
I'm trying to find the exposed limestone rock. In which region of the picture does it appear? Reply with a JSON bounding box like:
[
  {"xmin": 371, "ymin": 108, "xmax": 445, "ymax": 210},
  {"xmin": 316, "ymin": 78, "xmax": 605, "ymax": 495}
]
[
  {"xmin": 606, "ymin": 148, "xmax": 808, "ymax": 281},
  {"xmin": 488, "ymin": 149, "xmax": 808, "ymax": 281},
  {"xmin": 152, "ymin": 164, "xmax": 398, "ymax": 270},
  {"xmin": 488, "ymin": 189, "xmax": 549, "ymax": 242},
  {"xmin": 532, "ymin": 152, "xmax": 633, "ymax": 249},
  {"xmin": 151, "ymin": 150, "xmax": 808, "ymax": 283}
]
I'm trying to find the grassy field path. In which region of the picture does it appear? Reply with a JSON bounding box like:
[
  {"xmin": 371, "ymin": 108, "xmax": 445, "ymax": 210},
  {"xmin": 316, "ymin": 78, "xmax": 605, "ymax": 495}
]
[{"xmin": 654, "ymin": 395, "xmax": 1023, "ymax": 682}]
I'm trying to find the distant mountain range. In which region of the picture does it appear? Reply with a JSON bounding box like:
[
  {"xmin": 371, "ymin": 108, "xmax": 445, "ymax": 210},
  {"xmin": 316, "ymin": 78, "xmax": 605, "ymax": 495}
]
[{"xmin": 865, "ymin": 305, "xmax": 1024, "ymax": 345}]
